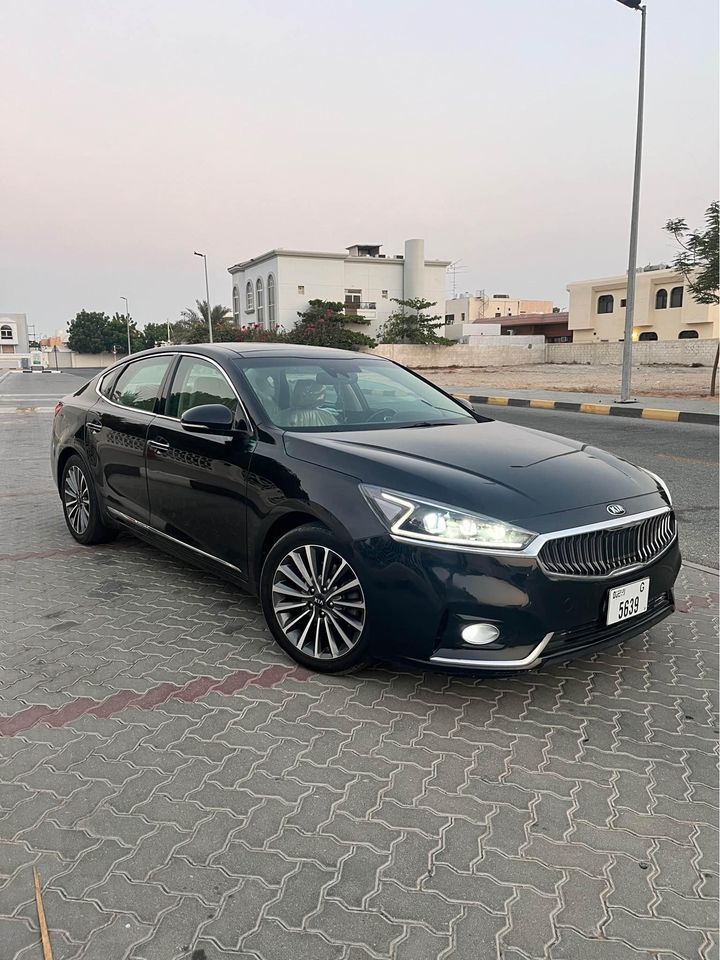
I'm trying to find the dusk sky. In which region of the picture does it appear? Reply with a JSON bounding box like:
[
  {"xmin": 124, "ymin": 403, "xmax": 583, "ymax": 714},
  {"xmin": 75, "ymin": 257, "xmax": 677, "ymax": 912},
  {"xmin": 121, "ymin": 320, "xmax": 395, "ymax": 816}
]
[{"xmin": 2, "ymin": 0, "xmax": 718, "ymax": 336}]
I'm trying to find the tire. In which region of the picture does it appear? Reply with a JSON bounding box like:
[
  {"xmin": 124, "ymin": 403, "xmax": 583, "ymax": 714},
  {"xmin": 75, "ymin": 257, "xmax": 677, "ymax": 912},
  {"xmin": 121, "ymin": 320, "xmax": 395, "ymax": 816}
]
[
  {"xmin": 60, "ymin": 454, "xmax": 117, "ymax": 545},
  {"xmin": 260, "ymin": 524, "xmax": 371, "ymax": 673}
]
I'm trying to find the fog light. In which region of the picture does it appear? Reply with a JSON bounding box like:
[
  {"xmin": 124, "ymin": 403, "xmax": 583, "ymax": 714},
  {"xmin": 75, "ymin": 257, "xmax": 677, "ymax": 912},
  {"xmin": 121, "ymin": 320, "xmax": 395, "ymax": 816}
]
[{"xmin": 461, "ymin": 623, "xmax": 500, "ymax": 646}]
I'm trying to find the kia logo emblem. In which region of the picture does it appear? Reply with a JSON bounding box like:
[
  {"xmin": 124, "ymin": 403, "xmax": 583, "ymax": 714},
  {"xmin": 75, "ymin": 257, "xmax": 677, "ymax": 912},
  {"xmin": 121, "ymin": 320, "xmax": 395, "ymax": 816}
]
[{"xmin": 607, "ymin": 504, "xmax": 625, "ymax": 516}]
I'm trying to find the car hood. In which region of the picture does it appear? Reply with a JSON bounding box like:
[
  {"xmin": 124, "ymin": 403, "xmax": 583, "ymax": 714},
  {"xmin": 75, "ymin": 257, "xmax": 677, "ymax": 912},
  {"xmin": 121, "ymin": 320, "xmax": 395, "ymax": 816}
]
[{"xmin": 283, "ymin": 420, "xmax": 665, "ymax": 527}]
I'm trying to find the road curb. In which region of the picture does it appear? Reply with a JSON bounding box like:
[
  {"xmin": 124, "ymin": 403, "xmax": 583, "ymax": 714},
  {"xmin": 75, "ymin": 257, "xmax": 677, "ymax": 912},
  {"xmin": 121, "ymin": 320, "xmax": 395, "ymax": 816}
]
[
  {"xmin": 454, "ymin": 393, "xmax": 719, "ymax": 426},
  {"xmin": 684, "ymin": 560, "xmax": 720, "ymax": 576}
]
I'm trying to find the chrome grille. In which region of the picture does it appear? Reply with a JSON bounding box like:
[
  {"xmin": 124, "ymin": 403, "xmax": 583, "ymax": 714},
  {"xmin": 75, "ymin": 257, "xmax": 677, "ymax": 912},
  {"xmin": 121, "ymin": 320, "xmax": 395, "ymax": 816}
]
[{"xmin": 539, "ymin": 511, "xmax": 676, "ymax": 578}]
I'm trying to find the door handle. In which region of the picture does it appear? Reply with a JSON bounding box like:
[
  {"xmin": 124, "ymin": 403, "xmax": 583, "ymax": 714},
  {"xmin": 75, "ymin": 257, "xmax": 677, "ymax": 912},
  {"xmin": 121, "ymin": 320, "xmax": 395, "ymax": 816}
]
[
  {"xmin": 147, "ymin": 439, "xmax": 171, "ymax": 457},
  {"xmin": 87, "ymin": 422, "xmax": 102, "ymax": 434}
]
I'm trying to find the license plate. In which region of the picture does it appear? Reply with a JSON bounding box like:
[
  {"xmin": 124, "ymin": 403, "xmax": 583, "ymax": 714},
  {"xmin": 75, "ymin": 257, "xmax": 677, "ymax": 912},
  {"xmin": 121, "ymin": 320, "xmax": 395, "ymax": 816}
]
[{"xmin": 606, "ymin": 577, "xmax": 649, "ymax": 625}]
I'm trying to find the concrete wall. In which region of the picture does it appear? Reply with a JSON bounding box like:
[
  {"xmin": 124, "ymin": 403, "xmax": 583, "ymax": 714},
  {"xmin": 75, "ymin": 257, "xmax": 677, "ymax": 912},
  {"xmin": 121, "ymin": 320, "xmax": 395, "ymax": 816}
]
[
  {"xmin": 370, "ymin": 339, "xmax": 546, "ymax": 368},
  {"xmin": 546, "ymin": 339, "xmax": 719, "ymax": 366},
  {"xmin": 50, "ymin": 350, "xmax": 117, "ymax": 369},
  {"xmin": 370, "ymin": 338, "xmax": 719, "ymax": 368}
]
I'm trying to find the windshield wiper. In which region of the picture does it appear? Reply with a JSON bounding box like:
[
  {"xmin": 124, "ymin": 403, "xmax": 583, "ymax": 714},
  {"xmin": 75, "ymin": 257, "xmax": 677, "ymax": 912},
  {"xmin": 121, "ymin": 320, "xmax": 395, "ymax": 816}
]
[{"xmin": 405, "ymin": 420, "xmax": 447, "ymax": 428}]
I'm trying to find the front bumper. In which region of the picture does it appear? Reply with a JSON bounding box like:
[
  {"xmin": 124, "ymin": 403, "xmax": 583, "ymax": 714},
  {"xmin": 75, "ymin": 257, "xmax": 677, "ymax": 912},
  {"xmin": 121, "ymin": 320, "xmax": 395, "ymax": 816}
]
[{"xmin": 354, "ymin": 533, "xmax": 681, "ymax": 672}]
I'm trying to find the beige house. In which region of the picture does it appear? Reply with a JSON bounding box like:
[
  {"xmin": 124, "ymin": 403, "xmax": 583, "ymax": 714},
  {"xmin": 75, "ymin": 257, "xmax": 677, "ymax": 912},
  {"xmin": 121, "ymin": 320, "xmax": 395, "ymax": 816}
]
[
  {"xmin": 567, "ymin": 266, "xmax": 719, "ymax": 342},
  {"xmin": 445, "ymin": 294, "xmax": 554, "ymax": 325}
]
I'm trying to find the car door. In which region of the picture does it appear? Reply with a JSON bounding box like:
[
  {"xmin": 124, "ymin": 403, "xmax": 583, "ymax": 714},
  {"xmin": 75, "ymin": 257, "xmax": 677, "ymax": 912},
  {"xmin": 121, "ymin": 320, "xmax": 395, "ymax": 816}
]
[
  {"xmin": 145, "ymin": 354, "xmax": 253, "ymax": 576},
  {"xmin": 86, "ymin": 354, "xmax": 175, "ymax": 524}
]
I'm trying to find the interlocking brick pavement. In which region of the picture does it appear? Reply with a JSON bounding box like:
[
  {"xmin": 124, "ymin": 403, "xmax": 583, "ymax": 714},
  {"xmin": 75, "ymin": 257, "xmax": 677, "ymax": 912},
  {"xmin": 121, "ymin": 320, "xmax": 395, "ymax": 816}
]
[{"xmin": 0, "ymin": 409, "xmax": 718, "ymax": 959}]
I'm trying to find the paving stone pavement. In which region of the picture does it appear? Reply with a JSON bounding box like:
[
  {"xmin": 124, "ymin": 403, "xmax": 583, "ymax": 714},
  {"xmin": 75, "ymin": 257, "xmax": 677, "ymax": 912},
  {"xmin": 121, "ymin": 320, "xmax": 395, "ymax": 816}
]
[{"xmin": 0, "ymin": 408, "xmax": 718, "ymax": 960}]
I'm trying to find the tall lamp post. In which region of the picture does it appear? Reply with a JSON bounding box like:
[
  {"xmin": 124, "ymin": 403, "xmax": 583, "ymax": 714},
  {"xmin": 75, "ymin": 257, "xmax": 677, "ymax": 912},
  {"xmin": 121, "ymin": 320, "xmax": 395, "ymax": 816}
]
[
  {"xmin": 616, "ymin": 0, "xmax": 647, "ymax": 403},
  {"xmin": 120, "ymin": 297, "xmax": 132, "ymax": 356},
  {"xmin": 194, "ymin": 251, "xmax": 213, "ymax": 343}
]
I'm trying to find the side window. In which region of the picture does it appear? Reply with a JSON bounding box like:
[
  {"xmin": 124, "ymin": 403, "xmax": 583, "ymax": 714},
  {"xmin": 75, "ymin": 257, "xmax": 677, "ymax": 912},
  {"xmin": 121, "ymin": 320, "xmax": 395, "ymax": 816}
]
[
  {"xmin": 110, "ymin": 356, "xmax": 173, "ymax": 412},
  {"xmin": 99, "ymin": 368, "xmax": 122, "ymax": 398},
  {"xmin": 166, "ymin": 357, "xmax": 238, "ymax": 419}
]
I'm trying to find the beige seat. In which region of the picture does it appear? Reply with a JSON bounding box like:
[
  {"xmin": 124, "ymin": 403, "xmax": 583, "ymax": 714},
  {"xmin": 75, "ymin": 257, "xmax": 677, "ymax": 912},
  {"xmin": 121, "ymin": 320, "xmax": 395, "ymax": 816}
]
[{"xmin": 288, "ymin": 380, "xmax": 337, "ymax": 428}]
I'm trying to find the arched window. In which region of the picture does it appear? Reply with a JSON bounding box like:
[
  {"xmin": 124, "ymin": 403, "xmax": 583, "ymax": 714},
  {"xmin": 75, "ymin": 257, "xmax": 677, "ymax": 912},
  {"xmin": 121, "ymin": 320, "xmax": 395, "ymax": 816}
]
[
  {"xmin": 678, "ymin": 329, "xmax": 698, "ymax": 339},
  {"xmin": 655, "ymin": 288, "xmax": 667, "ymax": 310},
  {"xmin": 638, "ymin": 331, "xmax": 658, "ymax": 341},
  {"xmin": 267, "ymin": 273, "xmax": 276, "ymax": 326},
  {"xmin": 232, "ymin": 286, "xmax": 240, "ymax": 320},
  {"xmin": 597, "ymin": 295, "xmax": 614, "ymax": 314},
  {"xmin": 245, "ymin": 281, "xmax": 254, "ymax": 313},
  {"xmin": 256, "ymin": 278, "xmax": 265, "ymax": 327},
  {"xmin": 670, "ymin": 286, "xmax": 684, "ymax": 308},
  {"xmin": 0, "ymin": 324, "xmax": 13, "ymax": 340}
]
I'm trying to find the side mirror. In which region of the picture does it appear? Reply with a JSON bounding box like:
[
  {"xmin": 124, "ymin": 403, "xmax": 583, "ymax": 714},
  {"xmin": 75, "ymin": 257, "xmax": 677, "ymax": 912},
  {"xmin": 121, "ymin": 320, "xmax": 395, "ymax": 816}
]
[
  {"xmin": 455, "ymin": 396, "xmax": 475, "ymax": 411},
  {"xmin": 180, "ymin": 403, "xmax": 235, "ymax": 433}
]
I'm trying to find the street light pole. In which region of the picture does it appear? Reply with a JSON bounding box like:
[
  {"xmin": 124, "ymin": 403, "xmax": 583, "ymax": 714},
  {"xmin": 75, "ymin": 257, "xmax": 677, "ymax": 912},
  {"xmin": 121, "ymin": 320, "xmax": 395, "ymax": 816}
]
[
  {"xmin": 617, "ymin": 0, "xmax": 646, "ymax": 402},
  {"xmin": 194, "ymin": 251, "xmax": 213, "ymax": 343},
  {"xmin": 120, "ymin": 297, "xmax": 132, "ymax": 356}
]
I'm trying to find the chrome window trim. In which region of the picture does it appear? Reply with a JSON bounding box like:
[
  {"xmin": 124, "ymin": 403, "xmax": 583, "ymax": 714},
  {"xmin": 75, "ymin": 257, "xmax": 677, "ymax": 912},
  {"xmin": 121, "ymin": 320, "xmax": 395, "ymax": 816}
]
[
  {"xmin": 95, "ymin": 353, "xmax": 178, "ymax": 415},
  {"xmin": 95, "ymin": 351, "xmax": 252, "ymax": 428},
  {"xmin": 430, "ymin": 632, "xmax": 553, "ymax": 669},
  {"xmin": 106, "ymin": 507, "xmax": 243, "ymax": 574},
  {"xmin": 390, "ymin": 506, "xmax": 674, "ymax": 566}
]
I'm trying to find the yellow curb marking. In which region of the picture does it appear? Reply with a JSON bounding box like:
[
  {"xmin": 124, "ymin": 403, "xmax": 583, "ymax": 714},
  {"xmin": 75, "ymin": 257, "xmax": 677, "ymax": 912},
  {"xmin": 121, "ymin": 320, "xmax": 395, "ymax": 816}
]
[
  {"xmin": 529, "ymin": 399, "xmax": 556, "ymax": 409},
  {"xmin": 487, "ymin": 396, "xmax": 509, "ymax": 406},
  {"xmin": 33, "ymin": 867, "xmax": 54, "ymax": 960},
  {"xmin": 641, "ymin": 408, "xmax": 681, "ymax": 422},
  {"xmin": 580, "ymin": 403, "xmax": 612, "ymax": 415}
]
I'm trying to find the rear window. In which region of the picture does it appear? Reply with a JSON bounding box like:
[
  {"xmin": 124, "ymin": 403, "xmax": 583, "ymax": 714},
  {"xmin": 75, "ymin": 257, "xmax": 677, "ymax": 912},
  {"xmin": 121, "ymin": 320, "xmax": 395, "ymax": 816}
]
[{"xmin": 108, "ymin": 356, "xmax": 173, "ymax": 412}]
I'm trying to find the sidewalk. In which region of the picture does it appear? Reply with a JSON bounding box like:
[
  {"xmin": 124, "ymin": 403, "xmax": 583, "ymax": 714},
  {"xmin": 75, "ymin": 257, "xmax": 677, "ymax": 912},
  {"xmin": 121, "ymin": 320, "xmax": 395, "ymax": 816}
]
[{"xmin": 447, "ymin": 384, "xmax": 719, "ymax": 424}]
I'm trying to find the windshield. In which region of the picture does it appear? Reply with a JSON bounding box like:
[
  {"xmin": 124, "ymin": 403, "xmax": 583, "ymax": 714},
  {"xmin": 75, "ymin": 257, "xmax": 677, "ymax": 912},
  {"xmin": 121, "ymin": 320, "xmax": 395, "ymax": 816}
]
[{"xmin": 238, "ymin": 357, "xmax": 476, "ymax": 431}]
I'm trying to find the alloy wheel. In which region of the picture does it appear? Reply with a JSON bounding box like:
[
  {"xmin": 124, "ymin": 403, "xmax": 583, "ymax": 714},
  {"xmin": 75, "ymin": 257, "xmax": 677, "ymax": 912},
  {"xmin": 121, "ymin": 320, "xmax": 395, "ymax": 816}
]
[
  {"xmin": 64, "ymin": 465, "xmax": 91, "ymax": 535},
  {"xmin": 271, "ymin": 544, "xmax": 366, "ymax": 659}
]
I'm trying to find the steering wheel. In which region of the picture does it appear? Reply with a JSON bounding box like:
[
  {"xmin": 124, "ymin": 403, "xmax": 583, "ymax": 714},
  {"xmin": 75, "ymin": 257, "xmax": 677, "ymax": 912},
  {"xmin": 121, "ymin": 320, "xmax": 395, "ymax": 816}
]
[{"xmin": 367, "ymin": 407, "xmax": 397, "ymax": 423}]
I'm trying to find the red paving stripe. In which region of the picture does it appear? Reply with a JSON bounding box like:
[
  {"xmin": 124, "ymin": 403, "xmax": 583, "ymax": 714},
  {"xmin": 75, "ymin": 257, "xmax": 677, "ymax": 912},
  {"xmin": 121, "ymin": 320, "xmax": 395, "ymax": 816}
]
[
  {"xmin": 0, "ymin": 489, "xmax": 56, "ymax": 499},
  {"xmin": 0, "ymin": 546, "xmax": 88, "ymax": 562},
  {"xmin": 0, "ymin": 663, "xmax": 306, "ymax": 738}
]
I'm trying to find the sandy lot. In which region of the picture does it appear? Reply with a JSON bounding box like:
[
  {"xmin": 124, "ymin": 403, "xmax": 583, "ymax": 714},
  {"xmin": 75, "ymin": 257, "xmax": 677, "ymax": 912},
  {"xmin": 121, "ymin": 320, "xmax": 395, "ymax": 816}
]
[{"xmin": 423, "ymin": 363, "xmax": 718, "ymax": 400}]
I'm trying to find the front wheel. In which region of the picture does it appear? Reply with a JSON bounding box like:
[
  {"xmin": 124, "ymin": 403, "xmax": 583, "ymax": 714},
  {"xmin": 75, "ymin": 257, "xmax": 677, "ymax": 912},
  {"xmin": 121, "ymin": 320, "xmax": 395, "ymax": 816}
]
[
  {"xmin": 60, "ymin": 454, "xmax": 117, "ymax": 545},
  {"xmin": 260, "ymin": 525, "xmax": 371, "ymax": 673}
]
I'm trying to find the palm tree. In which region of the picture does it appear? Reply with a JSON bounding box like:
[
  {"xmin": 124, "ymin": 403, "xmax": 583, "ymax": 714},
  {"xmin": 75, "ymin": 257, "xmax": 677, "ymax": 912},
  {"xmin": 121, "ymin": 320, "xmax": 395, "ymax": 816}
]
[
  {"xmin": 175, "ymin": 300, "xmax": 236, "ymax": 344},
  {"xmin": 180, "ymin": 300, "xmax": 232, "ymax": 327}
]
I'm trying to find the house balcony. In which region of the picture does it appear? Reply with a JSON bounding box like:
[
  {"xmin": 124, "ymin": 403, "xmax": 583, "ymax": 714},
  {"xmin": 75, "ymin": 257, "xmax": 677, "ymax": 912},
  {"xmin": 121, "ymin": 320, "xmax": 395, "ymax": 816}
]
[{"xmin": 344, "ymin": 301, "xmax": 377, "ymax": 316}]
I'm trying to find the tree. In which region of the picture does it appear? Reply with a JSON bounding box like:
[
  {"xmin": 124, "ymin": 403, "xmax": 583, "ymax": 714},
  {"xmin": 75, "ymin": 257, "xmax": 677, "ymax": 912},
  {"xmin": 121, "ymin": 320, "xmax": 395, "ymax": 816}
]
[
  {"xmin": 175, "ymin": 300, "xmax": 235, "ymax": 343},
  {"xmin": 378, "ymin": 297, "xmax": 450, "ymax": 344},
  {"xmin": 106, "ymin": 313, "xmax": 142, "ymax": 354},
  {"xmin": 138, "ymin": 322, "xmax": 172, "ymax": 351},
  {"xmin": 285, "ymin": 300, "xmax": 375, "ymax": 350},
  {"xmin": 67, "ymin": 310, "xmax": 111, "ymax": 354},
  {"xmin": 665, "ymin": 201, "xmax": 719, "ymax": 395}
]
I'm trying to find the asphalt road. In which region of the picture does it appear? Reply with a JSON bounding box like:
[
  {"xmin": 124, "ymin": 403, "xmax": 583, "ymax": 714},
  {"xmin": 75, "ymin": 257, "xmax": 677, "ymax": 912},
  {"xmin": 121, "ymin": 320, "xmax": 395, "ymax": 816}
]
[
  {"xmin": 483, "ymin": 404, "xmax": 718, "ymax": 568},
  {"xmin": 2, "ymin": 370, "xmax": 717, "ymax": 566}
]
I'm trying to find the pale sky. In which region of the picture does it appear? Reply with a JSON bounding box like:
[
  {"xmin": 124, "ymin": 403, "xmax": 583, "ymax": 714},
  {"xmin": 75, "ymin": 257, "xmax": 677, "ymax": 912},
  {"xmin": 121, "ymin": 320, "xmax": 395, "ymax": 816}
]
[{"xmin": 2, "ymin": 0, "xmax": 718, "ymax": 336}]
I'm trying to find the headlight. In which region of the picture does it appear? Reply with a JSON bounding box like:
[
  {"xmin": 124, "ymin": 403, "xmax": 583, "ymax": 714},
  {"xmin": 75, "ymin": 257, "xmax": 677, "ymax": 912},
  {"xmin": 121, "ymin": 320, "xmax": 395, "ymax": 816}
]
[
  {"xmin": 360, "ymin": 485, "xmax": 536, "ymax": 550},
  {"xmin": 642, "ymin": 468, "xmax": 672, "ymax": 505}
]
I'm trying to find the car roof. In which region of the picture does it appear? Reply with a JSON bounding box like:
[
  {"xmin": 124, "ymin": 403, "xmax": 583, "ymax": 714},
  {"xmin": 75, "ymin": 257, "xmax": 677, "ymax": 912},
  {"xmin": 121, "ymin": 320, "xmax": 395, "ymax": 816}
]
[{"xmin": 126, "ymin": 343, "xmax": 380, "ymax": 361}]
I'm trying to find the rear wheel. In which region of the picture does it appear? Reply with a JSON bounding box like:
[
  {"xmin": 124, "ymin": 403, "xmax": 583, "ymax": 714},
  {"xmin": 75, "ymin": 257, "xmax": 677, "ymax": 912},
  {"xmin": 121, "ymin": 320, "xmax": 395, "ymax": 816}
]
[
  {"xmin": 260, "ymin": 525, "xmax": 370, "ymax": 673},
  {"xmin": 60, "ymin": 454, "xmax": 117, "ymax": 545}
]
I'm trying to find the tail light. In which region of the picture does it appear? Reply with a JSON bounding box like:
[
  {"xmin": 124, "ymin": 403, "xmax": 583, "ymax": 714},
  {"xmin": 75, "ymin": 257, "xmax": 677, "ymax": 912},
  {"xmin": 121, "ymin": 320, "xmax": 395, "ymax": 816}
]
[{"xmin": 54, "ymin": 401, "xmax": 63, "ymax": 416}]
